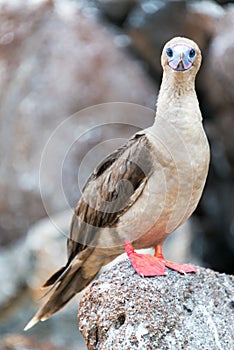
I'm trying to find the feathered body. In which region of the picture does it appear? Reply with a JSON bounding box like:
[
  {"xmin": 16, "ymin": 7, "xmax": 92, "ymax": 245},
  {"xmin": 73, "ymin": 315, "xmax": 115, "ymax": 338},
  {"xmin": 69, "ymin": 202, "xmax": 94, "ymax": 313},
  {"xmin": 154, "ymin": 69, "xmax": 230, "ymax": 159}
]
[{"xmin": 25, "ymin": 37, "xmax": 210, "ymax": 330}]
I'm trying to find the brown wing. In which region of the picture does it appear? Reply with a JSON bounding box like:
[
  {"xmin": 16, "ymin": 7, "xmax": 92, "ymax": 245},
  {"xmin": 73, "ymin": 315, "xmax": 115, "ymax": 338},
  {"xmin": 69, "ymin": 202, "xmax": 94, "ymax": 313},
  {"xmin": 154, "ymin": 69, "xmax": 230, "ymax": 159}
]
[{"xmin": 67, "ymin": 133, "xmax": 153, "ymax": 262}]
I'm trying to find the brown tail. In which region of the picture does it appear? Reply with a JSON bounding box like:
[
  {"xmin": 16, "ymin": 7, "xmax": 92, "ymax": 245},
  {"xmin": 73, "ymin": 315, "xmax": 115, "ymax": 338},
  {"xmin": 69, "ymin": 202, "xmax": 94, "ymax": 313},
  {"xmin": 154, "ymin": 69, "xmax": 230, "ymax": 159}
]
[
  {"xmin": 41, "ymin": 265, "xmax": 68, "ymax": 288},
  {"xmin": 24, "ymin": 246, "xmax": 98, "ymax": 330}
]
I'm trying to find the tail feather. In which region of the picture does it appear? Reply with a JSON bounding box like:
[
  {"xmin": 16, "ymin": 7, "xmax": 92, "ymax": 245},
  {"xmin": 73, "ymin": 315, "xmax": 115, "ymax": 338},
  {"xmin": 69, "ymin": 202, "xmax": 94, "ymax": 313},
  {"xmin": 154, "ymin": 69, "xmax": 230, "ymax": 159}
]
[
  {"xmin": 42, "ymin": 265, "xmax": 68, "ymax": 288},
  {"xmin": 40, "ymin": 264, "xmax": 73, "ymax": 299},
  {"xmin": 24, "ymin": 247, "xmax": 98, "ymax": 331}
]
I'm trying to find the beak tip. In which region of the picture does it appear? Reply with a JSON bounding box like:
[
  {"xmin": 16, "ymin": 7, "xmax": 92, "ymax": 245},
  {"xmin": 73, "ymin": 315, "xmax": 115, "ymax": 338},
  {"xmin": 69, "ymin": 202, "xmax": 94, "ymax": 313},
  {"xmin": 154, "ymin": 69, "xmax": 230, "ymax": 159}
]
[{"xmin": 175, "ymin": 61, "xmax": 185, "ymax": 71}]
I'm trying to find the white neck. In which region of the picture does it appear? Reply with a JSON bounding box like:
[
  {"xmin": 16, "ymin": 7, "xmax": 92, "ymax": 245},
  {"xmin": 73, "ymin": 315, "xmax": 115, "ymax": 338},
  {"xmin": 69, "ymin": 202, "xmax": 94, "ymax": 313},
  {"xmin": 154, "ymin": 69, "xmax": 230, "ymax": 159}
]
[{"xmin": 153, "ymin": 72, "xmax": 202, "ymax": 126}]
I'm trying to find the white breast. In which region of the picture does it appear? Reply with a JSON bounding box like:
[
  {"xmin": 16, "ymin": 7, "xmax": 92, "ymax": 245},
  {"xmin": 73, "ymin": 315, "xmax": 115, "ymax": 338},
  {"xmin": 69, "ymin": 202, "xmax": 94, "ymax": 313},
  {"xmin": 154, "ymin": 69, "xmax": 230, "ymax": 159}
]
[{"xmin": 117, "ymin": 116, "xmax": 210, "ymax": 248}]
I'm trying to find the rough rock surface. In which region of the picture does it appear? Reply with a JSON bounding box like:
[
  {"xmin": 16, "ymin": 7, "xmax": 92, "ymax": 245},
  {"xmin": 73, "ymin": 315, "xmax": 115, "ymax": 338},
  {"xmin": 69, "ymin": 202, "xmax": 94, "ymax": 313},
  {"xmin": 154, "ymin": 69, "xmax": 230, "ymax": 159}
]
[{"xmin": 79, "ymin": 259, "xmax": 234, "ymax": 350}]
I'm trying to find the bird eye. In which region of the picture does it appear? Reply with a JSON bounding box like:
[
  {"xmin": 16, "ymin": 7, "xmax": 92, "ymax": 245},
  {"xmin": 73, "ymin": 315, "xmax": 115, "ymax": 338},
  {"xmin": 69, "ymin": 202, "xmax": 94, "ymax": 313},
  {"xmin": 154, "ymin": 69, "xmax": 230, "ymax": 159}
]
[
  {"xmin": 189, "ymin": 49, "xmax": 196, "ymax": 58},
  {"xmin": 166, "ymin": 48, "xmax": 173, "ymax": 58}
]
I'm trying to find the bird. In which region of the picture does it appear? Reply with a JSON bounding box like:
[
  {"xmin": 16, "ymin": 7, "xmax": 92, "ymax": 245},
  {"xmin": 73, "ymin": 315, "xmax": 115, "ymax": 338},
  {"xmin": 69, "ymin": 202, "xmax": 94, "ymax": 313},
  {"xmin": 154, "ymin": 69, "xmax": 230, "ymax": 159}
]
[{"xmin": 24, "ymin": 36, "xmax": 210, "ymax": 330}]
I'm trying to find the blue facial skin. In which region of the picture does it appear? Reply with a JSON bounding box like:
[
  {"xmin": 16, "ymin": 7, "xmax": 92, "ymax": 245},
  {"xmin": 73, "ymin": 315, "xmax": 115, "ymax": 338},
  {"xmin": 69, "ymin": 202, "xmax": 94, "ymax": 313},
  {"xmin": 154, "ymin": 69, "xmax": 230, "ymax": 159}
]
[{"xmin": 166, "ymin": 45, "xmax": 196, "ymax": 71}]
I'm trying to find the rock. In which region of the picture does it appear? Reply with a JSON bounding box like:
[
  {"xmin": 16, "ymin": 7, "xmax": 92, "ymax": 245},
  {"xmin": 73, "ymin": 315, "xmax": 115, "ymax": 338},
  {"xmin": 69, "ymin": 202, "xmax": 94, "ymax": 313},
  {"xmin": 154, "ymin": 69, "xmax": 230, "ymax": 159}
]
[
  {"xmin": 79, "ymin": 259, "xmax": 234, "ymax": 350},
  {"xmin": 0, "ymin": 0, "xmax": 156, "ymax": 245}
]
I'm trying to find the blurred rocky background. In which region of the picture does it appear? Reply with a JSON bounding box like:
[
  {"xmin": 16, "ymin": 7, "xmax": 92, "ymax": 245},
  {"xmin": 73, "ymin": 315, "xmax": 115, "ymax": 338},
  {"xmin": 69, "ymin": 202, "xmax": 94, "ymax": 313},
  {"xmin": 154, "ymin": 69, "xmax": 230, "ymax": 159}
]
[{"xmin": 0, "ymin": 0, "xmax": 234, "ymax": 349}]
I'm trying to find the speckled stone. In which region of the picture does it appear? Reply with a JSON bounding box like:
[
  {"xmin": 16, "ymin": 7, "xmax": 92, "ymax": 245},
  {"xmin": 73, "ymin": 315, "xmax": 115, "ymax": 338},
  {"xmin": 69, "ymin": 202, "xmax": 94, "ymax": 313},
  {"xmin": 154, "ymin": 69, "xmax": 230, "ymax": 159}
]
[{"xmin": 79, "ymin": 259, "xmax": 234, "ymax": 350}]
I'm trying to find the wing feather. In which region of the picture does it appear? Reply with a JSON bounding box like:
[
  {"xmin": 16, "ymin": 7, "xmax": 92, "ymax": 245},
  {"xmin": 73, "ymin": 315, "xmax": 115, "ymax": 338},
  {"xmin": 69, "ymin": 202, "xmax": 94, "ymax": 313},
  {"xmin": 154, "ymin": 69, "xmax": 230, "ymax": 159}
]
[{"xmin": 67, "ymin": 133, "xmax": 153, "ymax": 261}]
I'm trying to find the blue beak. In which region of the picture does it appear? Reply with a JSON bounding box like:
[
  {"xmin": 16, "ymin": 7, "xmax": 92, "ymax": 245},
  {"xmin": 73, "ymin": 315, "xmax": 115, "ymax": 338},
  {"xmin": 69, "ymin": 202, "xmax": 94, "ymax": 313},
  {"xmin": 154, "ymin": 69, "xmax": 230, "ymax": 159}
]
[{"xmin": 167, "ymin": 44, "xmax": 196, "ymax": 72}]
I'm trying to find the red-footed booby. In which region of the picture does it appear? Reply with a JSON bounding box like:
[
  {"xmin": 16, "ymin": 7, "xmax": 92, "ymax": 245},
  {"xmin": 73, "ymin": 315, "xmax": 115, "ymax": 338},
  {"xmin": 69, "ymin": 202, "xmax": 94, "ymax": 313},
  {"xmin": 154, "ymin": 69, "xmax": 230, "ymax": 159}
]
[{"xmin": 25, "ymin": 37, "xmax": 210, "ymax": 330}]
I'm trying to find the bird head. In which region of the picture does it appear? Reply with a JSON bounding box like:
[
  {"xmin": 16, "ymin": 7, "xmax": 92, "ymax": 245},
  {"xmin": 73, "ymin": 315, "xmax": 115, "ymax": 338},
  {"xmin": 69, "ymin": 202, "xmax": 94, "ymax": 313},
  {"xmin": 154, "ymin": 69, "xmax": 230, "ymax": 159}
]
[{"xmin": 161, "ymin": 37, "xmax": 202, "ymax": 76}]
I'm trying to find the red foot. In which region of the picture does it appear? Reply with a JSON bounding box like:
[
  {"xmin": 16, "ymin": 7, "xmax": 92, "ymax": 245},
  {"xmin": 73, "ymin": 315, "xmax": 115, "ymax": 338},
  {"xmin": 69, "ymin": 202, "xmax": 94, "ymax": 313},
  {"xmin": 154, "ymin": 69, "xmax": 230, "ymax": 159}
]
[
  {"xmin": 163, "ymin": 260, "xmax": 197, "ymax": 274},
  {"xmin": 125, "ymin": 241, "xmax": 197, "ymax": 277},
  {"xmin": 124, "ymin": 241, "xmax": 167, "ymax": 277},
  {"xmin": 154, "ymin": 245, "xmax": 197, "ymax": 274}
]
